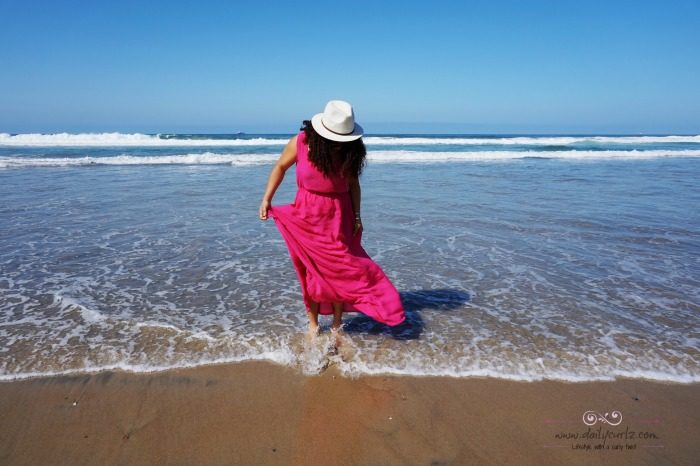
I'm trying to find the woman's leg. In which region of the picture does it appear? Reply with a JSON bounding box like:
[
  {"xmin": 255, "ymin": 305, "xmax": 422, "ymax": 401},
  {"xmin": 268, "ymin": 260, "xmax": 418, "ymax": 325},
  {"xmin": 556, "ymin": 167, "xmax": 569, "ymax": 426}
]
[
  {"xmin": 331, "ymin": 302, "xmax": 343, "ymax": 331},
  {"xmin": 308, "ymin": 300, "xmax": 320, "ymax": 335},
  {"xmin": 331, "ymin": 302, "xmax": 344, "ymax": 348}
]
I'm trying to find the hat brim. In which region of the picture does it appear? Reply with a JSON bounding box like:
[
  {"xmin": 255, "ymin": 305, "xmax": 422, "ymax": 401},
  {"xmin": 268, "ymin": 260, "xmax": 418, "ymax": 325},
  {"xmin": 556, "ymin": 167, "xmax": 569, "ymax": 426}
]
[{"xmin": 311, "ymin": 113, "xmax": 364, "ymax": 142}]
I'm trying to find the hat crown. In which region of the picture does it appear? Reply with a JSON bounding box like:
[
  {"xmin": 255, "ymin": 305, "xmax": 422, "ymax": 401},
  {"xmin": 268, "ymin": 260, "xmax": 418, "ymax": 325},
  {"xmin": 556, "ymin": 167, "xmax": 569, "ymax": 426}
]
[
  {"xmin": 311, "ymin": 99, "xmax": 363, "ymax": 141},
  {"xmin": 321, "ymin": 100, "xmax": 355, "ymax": 135}
]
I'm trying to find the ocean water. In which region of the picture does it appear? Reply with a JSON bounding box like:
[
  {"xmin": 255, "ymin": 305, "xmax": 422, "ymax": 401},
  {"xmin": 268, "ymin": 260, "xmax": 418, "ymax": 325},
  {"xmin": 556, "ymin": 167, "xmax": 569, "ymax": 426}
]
[{"xmin": 0, "ymin": 133, "xmax": 699, "ymax": 382}]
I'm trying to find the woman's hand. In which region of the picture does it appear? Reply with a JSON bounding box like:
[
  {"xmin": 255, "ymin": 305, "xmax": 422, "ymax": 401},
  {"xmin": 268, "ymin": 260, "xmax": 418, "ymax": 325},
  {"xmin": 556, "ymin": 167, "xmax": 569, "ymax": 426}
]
[
  {"xmin": 353, "ymin": 218, "xmax": 363, "ymax": 235},
  {"xmin": 259, "ymin": 199, "xmax": 271, "ymax": 220}
]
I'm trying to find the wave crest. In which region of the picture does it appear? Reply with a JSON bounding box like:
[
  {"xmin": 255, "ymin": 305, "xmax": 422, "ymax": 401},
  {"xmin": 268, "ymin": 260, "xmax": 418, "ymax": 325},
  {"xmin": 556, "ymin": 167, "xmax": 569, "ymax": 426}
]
[
  {"xmin": 0, "ymin": 153, "xmax": 279, "ymax": 168},
  {"xmin": 2, "ymin": 132, "xmax": 700, "ymax": 147},
  {"xmin": 365, "ymin": 135, "xmax": 700, "ymax": 145},
  {"xmin": 2, "ymin": 150, "xmax": 700, "ymax": 168},
  {"xmin": 0, "ymin": 133, "xmax": 287, "ymax": 147}
]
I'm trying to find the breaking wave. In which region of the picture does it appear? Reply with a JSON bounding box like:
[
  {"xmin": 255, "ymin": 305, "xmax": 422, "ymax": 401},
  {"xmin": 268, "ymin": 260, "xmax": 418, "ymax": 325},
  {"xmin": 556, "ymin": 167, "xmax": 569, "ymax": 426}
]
[
  {"xmin": 2, "ymin": 132, "xmax": 700, "ymax": 147},
  {"xmin": 2, "ymin": 149, "xmax": 700, "ymax": 168}
]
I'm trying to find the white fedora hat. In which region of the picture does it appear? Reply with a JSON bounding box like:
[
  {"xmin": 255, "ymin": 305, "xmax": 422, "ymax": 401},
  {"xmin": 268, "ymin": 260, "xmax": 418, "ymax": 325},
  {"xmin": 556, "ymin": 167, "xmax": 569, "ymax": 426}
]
[{"xmin": 311, "ymin": 100, "xmax": 364, "ymax": 142}]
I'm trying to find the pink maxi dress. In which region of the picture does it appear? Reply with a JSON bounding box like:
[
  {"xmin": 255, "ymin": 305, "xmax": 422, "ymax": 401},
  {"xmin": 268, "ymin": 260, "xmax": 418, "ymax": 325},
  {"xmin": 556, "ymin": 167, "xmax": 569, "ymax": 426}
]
[{"xmin": 268, "ymin": 131, "xmax": 406, "ymax": 326}]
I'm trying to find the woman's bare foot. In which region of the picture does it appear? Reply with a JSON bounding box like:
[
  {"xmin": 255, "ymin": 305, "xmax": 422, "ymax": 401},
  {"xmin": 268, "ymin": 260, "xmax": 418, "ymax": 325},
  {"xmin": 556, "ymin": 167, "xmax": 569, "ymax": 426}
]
[
  {"xmin": 330, "ymin": 323, "xmax": 343, "ymax": 349},
  {"xmin": 307, "ymin": 322, "xmax": 320, "ymax": 340}
]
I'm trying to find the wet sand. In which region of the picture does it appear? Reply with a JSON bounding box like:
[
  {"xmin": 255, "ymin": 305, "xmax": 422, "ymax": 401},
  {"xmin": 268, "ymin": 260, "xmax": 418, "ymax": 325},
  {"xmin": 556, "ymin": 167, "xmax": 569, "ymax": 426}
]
[{"xmin": 0, "ymin": 361, "xmax": 698, "ymax": 465}]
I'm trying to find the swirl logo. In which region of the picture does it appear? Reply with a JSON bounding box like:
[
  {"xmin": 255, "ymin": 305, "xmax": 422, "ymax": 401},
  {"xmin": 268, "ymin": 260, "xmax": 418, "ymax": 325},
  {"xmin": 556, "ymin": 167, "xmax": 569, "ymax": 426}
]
[{"xmin": 582, "ymin": 410, "xmax": 622, "ymax": 426}]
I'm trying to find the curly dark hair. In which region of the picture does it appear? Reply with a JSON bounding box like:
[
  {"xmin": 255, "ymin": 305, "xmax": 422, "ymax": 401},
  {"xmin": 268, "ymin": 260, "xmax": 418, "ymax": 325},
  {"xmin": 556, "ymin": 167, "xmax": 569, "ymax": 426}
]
[{"xmin": 300, "ymin": 120, "xmax": 367, "ymax": 180}]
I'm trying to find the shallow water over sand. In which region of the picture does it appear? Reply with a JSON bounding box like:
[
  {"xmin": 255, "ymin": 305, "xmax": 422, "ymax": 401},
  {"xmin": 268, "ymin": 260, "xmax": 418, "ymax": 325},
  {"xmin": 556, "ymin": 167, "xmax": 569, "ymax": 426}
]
[{"xmin": 1, "ymin": 135, "xmax": 699, "ymax": 381}]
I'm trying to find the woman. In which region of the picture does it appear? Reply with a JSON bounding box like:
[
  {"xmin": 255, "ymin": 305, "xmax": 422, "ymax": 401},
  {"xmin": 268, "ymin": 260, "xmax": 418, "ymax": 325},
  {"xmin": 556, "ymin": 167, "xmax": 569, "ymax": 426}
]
[{"xmin": 259, "ymin": 100, "xmax": 406, "ymax": 337}]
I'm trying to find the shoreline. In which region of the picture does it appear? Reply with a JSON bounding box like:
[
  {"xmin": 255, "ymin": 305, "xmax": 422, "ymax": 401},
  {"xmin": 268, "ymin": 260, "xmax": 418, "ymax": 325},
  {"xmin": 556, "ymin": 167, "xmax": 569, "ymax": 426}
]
[
  {"xmin": 1, "ymin": 359, "xmax": 699, "ymax": 385},
  {"xmin": 1, "ymin": 360, "xmax": 698, "ymax": 465}
]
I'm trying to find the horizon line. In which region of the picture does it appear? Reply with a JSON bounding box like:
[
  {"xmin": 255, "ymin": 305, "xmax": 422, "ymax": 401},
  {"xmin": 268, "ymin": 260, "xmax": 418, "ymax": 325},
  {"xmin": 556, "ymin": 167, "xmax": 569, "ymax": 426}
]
[{"xmin": 2, "ymin": 130, "xmax": 700, "ymax": 137}]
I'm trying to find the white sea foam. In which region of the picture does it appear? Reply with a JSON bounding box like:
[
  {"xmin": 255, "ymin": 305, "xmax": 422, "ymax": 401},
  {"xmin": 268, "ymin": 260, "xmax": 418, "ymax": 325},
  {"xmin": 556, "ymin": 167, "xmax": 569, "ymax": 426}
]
[
  {"xmin": 0, "ymin": 353, "xmax": 299, "ymax": 382},
  {"xmin": 335, "ymin": 362, "xmax": 700, "ymax": 383},
  {"xmin": 2, "ymin": 149, "xmax": 700, "ymax": 168},
  {"xmin": 365, "ymin": 149, "xmax": 700, "ymax": 162},
  {"xmin": 2, "ymin": 132, "xmax": 700, "ymax": 147},
  {"xmin": 1, "ymin": 343, "xmax": 698, "ymax": 383},
  {"xmin": 0, "ymin": 133, "xmax": 287, "ymax": 147},
  {"xmin": 365, "ymin": 135, "xmax": 700, "ymax": 145},
  {"xmin": 53, "ymin": 293, "xmax": 107, "ymax": 323},
  {"xmin": 3, "ymin": 288, "xmax": 699, "ymax": 383},
  {"xmin": 0, "ymin": 153, "xmax": 279, "ymax": 168}
]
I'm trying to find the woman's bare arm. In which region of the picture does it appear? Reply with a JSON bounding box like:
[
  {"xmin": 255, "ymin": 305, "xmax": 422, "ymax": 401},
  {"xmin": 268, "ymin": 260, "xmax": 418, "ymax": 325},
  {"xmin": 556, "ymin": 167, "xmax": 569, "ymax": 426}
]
[
  {"xmin": 259, "ymin": 135, "xmax": 297, "ymax": 220},
  {"xmin": 348, "ymin": 176, "xmax": 363, "ymax": 234}
]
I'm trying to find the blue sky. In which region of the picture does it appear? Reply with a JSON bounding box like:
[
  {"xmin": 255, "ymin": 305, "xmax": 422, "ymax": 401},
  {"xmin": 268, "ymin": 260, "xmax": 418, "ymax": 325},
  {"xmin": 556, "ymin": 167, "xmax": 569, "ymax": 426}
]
[{"xmin": 1, "ymin": 0, "xmax": 698, "ymax": 134}]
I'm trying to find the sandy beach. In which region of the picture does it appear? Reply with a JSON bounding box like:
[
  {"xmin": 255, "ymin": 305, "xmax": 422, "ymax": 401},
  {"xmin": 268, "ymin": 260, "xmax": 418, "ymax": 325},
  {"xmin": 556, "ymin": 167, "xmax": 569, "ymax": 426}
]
[{"xmin": 1, "ymin": 361, "xmax": 697, "ymax": 465}]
